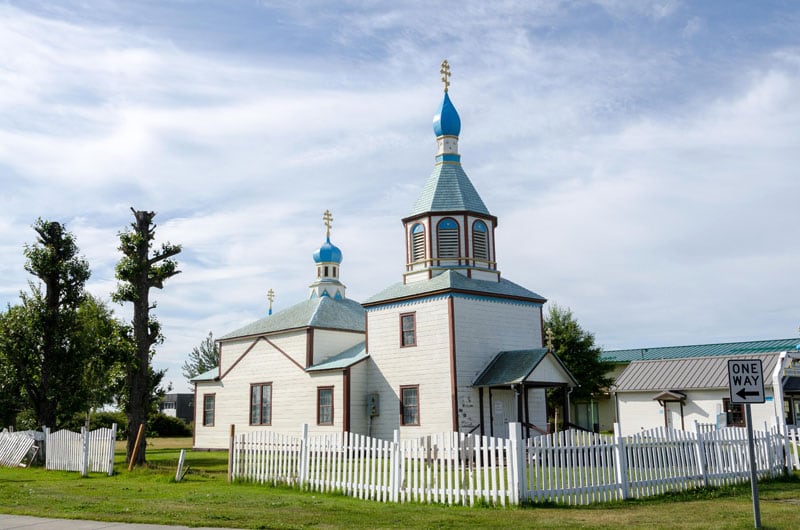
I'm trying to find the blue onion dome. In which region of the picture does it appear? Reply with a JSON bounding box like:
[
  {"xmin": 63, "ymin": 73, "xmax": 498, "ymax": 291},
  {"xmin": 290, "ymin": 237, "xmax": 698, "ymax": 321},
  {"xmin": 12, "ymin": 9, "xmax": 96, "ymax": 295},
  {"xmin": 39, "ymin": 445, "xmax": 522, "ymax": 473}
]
[
  {"xmin": 313, "ymin": 237, "xmax": 342, "ymax": 264},
  {"xmin": 433, "ymin": 91, "xmax": 461, "ymax": 137}
]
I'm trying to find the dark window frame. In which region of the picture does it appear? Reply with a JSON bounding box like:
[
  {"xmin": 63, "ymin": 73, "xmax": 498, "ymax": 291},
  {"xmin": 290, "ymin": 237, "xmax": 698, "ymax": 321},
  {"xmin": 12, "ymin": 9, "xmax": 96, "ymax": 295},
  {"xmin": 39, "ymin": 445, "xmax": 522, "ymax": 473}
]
[
  {"xmin": 250, "ymin": 382, "xmax": 273, "ymax": 426},
  {"xmin": 317, "ymin": 386, "xmax": 334, "ymax": 426},
  {"xmin": 722, "ymin": 398, "xmax": 745, "ymax": 427},
  {"xmin": 400, "ymin": 385, "xmax": 420, "ymax": 426},
  {"xmin": 400, "ymin": 312, "xmax": 416, "ymax": 347},
  {"xmin": 202, "ymin": 393, "xmax": 215, "ymax": 427}
]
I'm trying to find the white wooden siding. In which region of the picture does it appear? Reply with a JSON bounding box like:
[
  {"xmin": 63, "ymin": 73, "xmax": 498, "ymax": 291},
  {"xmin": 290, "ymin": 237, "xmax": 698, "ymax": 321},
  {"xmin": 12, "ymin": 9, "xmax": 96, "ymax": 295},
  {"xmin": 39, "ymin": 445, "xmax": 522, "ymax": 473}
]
[
  {"xmin": 194, "ymin": 327, "xmax": 358, "ymax": 449},
  {"xmin": 452, "ymin": 298, "xmax": 543, "ymax": 432},
  {"xmin": 366, "ymin": 298, "xmax": 453, "ymax": 440},
  {"xmin": 312, "ymin": 329, "xmax": 363, "ymax": 365},
  {"xmin": 616, "ymin": 389, "xmax": 780, "ymax": 436},
  {"xmin": 348, "ymin": 361, "xmax": 369, "ymax": 435}
]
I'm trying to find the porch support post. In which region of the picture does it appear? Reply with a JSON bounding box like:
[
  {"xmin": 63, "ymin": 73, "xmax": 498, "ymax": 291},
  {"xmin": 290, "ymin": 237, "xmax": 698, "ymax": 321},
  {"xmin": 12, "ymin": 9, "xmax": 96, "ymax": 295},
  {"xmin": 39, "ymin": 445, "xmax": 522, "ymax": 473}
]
[
  {"xmin": 561, "ymin": 385, "xmax": 571, "ymax": 429},
  {"xmin": 479, "ymin": 387, "xmax": 485, "ymax": 437}
]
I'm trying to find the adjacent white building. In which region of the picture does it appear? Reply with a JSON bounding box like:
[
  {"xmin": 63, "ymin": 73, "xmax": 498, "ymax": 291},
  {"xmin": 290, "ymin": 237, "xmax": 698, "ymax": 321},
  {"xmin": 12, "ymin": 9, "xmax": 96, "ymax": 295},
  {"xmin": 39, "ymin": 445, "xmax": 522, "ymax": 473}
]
[
  {"xmin": 609, "ymin": 342, "xmax": 800, "ymax": 436},
  {"xmin": 192, "ymin": 67, "xmax": 576, "ymax": 449}
]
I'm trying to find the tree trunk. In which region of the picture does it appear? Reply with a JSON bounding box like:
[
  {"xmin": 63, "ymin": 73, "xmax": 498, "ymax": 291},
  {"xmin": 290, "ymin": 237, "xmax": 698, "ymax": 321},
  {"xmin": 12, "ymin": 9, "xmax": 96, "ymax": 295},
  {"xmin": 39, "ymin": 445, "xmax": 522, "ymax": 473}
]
[{"xmin": 125, "ymin": 220, "xmax": 152, "ymax": 466}]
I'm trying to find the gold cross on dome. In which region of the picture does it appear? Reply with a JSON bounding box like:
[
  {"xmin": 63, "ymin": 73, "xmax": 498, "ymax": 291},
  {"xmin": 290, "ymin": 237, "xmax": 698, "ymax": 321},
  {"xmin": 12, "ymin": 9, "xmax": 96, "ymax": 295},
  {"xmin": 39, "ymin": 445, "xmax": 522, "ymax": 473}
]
[
  {"xmin": 440, "ymin": 59, "xmax": 451, "ymax": 92},
  {"xmin": 323, "ymin": 209, "xmax": 333, "ymax": 238}
]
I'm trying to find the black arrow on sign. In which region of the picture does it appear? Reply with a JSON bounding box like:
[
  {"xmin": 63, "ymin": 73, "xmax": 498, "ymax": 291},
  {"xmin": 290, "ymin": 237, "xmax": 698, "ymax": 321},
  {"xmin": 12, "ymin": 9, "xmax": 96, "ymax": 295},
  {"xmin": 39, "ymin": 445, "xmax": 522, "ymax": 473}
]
[{"xmin": 736, "ymin": 388, "xmax": 760, "ymax": 399}]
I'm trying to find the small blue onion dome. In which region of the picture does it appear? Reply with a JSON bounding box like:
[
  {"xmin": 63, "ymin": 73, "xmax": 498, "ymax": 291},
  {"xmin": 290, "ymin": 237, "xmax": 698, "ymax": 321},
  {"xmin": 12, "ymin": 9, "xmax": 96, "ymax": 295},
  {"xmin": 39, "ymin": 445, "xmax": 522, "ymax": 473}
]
[
  {"xmin": 313, "ymin": 237, "xmax": 343, "ymax": 264},
  {"xmin": 433, "ymin": 91, "xmax": 461, "ymax": 137}
]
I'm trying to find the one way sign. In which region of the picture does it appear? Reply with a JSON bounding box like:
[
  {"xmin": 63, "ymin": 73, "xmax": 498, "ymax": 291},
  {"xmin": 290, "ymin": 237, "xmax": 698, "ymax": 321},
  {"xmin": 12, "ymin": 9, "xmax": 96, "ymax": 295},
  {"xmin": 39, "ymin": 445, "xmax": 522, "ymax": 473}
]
[{"xmin": 728, "ymin": 359, "xmax": 765, "ymax": 404}]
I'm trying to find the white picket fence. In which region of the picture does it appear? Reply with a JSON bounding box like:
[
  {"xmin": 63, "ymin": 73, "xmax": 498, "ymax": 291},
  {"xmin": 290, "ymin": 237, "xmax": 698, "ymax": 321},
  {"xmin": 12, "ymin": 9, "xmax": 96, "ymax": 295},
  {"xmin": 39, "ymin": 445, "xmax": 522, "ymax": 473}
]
[
  {"xmin": 786, "ymin": 426, "xmax": 800, "ymax": 471},
  {"xmin": 0, "ymin": 430, "xmax": 43, "ymax": 467},
  {"xmin": 45, "ymin": 424, "xmax": 117, "ymax": 476},
  {"xmin": 231, "ymin": 421, "xmax": 788, "ymax": 506},
  {"xmin": 526, "ymin": 422, "xmax": 785, "ymax": 505}
]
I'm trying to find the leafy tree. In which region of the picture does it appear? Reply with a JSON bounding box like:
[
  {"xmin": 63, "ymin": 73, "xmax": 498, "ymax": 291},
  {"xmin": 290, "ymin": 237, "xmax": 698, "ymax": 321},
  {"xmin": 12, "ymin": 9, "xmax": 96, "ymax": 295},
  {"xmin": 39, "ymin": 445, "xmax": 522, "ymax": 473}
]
[
  {"xmin": 113, "ymin": 208, "xmax": 181, "ymax": 465},
  {"xmin": 0, "ymin": 220, "xmax": 91, "ymax": 429},
  {"xmin": 544, "ymin": 304, "xmax": 613, "ymax": 427},
  {"xmin": 73, "ymin": 296, "xmax": 133, "ymax": 425},
  {"xmin": 182, "ymin": 331, "xmax": 219, "ymax": 384}
]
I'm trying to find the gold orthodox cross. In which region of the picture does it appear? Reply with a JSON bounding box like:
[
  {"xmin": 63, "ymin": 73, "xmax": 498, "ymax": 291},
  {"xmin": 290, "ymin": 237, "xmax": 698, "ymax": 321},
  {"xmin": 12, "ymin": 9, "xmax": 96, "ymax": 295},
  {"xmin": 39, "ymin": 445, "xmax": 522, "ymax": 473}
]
[
  {"xmin": 440, "ymin": 59, "xmax": 451, "ymax": 92},
  {"xmin": 323, "ymin": 209, "xmax": 333, "ymax": 238},
  {"xmin": 545, "ymin": 328, "xmax": 554, "ymax": 352},
  {"xmin": 267, "ymin": 288, "xmax": 275, "ymax": 315}
]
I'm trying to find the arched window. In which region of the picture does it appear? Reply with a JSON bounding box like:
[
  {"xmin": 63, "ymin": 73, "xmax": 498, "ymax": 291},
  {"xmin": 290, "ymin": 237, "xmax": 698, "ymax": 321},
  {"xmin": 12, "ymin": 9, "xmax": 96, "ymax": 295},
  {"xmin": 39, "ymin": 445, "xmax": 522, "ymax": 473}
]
[
  {"xmin": 411, "ymin": 223, "xmax": 426, "ymax": 262},
  {"xmin": 437, "ymin": 218, "xmax": 460, "ymax": 259},
  {"xmin": 472, "ymin": 220, "xmax": 488, "ymax": 261}
]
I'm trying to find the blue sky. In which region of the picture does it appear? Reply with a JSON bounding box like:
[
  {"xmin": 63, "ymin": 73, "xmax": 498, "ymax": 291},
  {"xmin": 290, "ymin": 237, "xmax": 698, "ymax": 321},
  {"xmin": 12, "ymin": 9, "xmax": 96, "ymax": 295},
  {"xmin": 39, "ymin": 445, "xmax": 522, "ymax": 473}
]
[{"xmin": 1, "ymin": 1, "xmax": 798, "ymax": 392}]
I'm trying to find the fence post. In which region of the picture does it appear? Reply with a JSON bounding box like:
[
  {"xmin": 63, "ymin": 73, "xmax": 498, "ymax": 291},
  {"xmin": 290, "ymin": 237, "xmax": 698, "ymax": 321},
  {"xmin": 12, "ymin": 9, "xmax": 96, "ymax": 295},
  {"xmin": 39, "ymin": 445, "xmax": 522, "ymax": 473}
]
[
  {"xmin": 390, "ymin": 430, "xmax": 400, "ymax": 502},
  {"xmin": 764, "ymin": 421, "xmax": 775, "ymax": 478},
  {"xmin": 80, "ymin": 426, "xmax": 89, "ymax": 478},
  {"xmin": 227, "ymin": 424, "xmax": 236, "ymax": 483},
  {"xmin": 299, "ymin": 423, "xmax": 309, "ymax": 489},
  {"xmin": 44, "ymin": 427, "xmax": 50, "ymax": 470},
  {"xmin": 108, "ymin": 423, "xmax": 117, "ymax": 476},
  {"xmin": 694, "ymin": 421, "xmax": 709, "ymax": 487},
  {"xmin": 612, "ymin": 423, "xmax": 629, "ymax": 500},
  {"xmin": 508, "ymin": 422, "xmax": 524, "ymax": 505}
]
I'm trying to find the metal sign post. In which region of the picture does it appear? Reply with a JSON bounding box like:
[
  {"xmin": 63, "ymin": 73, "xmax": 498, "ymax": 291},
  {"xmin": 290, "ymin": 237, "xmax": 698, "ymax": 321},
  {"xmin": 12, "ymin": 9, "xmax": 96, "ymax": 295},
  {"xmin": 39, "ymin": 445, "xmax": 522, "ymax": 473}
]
[{"xmin": 728, "ymin": 359, "xmax": 765, "ymax": 529}]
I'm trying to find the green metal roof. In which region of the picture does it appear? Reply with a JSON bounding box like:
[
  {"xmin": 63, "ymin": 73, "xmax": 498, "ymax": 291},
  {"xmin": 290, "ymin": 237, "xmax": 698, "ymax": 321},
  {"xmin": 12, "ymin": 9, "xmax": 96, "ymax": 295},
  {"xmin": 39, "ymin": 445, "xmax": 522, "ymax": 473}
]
[
  {"xmin": 220, "ymin": 297, "xmax": 365, "ymax": 340},
  {"xmin": 191, "ymin": 367, "xmax": 219, "ymax": 382},
  {"xmin": 407, "ymin": 162, "xmax": 490, "ymax": 217},
  {"xmin": 363, "ymin": 269, "xmax": 545, "ymax": 306},
  {"xmin": 602, "ymin": 338, "xmax": 800, "ymax": 363},
  {"xmin": 306, "ymin": 342, "xmax": 367, "ymax": 372},
  {"xmin": 473, "ymin": 349, "xmax": 577, "ymax": 387}
]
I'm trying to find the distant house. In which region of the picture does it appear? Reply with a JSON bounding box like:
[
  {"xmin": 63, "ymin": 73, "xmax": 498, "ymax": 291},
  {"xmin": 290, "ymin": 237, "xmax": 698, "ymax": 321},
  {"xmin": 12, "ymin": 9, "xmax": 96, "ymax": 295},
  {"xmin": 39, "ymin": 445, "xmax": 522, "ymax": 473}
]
[
  {"xmin": 159, "ymin": 393, "xmax": 194, "ymax": 424},
  {"xmin": 601, "ymin": 339, "xmax": 800, "ymax": 436}
]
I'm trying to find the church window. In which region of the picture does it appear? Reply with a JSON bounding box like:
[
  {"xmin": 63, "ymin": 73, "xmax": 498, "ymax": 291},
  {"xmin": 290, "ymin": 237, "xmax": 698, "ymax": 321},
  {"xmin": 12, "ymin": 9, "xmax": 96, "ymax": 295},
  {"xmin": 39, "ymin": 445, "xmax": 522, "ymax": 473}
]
[
  {"xmin": 411, "ymin": 223, "xmax": 426, "ymax": 262},
  {"xmin": 317, "ymin": 387, "xmax": 334, "ymax": 425},
  {"xmin": 202, "ymin": 394, "xmax": 215, "ymax": 426},
  {"xmin": 472, "ymin": 220, "xmax": 488, "ymax": 261},
  {"xmin": 400, "ymin": 313, "xmax": 416, "ymax": 347},
  {"xmin": 324, "ymin": 265, "xmax": 329, "ymax": 277},
  {"xmin": 437, "ymin": 218, "xmax": 459, "ymax": 258},
  {"xmin": 250, "ymin": 383, "xmax": 272, "ymax": 425},
  {"xmin": 400, "ymin": 385, "xmax": 420, "ymax": 426}
]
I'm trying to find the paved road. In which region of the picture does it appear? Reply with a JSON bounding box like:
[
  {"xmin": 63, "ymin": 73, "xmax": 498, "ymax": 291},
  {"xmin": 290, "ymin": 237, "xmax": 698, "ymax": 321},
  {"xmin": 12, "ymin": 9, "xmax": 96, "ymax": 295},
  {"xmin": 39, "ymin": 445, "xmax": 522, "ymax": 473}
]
[{"xmin": 0, "ymin": 515, "xmax": 233, "ymax": 530}]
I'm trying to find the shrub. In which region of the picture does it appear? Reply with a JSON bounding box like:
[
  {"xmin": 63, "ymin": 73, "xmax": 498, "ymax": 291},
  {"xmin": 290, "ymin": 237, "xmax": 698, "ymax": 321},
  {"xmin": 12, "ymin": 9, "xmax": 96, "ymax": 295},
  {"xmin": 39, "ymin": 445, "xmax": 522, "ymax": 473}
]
[{"xmin": 148, "ymin": 413, "xmax": 192, "ymax": 437}]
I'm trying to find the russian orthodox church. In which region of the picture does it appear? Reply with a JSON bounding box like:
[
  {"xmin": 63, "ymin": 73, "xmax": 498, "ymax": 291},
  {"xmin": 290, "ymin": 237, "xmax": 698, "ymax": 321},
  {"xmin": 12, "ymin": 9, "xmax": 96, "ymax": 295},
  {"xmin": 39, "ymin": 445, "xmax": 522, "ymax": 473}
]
[{"xmin": 192, "ymin": 62, "xmax": 576, "ymax": 448}]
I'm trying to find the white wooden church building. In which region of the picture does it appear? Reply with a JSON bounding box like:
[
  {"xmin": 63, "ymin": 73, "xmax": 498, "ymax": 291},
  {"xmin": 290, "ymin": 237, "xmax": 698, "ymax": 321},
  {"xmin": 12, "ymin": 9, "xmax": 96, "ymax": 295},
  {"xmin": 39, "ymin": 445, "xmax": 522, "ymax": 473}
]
[{"xmin": 192, "ymin": 65, "xmax": 576, "ymax": 449}]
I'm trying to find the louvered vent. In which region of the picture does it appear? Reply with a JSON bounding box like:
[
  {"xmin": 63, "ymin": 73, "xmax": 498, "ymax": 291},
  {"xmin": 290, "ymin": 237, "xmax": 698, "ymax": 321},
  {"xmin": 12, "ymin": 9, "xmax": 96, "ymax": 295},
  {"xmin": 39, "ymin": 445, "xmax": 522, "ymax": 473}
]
[
  {"xmin": 472, "ymin": 229, "xmax": 488, "ymax": 260},
  {"xmin": 412, "ymin": 230, "xmax": 426, "ymax": 261},
  {"xmin": 438, "ymin": 227, "xmax": 459, "ymax": 258}
]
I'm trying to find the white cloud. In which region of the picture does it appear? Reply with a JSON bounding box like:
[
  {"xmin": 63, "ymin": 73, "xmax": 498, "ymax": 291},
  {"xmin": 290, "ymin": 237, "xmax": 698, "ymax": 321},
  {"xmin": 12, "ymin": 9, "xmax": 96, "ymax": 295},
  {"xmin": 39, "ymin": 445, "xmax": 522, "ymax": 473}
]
[{"xmin": 1, "ymin": 1, "xmax": 798, "ymax": 392}]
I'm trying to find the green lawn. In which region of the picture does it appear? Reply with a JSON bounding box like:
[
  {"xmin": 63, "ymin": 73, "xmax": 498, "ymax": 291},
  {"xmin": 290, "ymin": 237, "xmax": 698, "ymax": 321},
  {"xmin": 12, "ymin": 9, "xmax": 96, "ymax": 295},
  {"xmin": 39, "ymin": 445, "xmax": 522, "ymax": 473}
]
[{"xmin": 1, "ymin": 437, "xmax": 799, "ymax": 529}]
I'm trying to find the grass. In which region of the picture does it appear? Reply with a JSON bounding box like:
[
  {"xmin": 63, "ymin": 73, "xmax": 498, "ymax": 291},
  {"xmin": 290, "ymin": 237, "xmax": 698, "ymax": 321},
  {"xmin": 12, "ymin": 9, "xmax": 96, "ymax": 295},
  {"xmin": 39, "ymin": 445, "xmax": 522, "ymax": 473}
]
[{"xmin": 1, "ymin": 437, "xmax": 800, "ymax": 529}]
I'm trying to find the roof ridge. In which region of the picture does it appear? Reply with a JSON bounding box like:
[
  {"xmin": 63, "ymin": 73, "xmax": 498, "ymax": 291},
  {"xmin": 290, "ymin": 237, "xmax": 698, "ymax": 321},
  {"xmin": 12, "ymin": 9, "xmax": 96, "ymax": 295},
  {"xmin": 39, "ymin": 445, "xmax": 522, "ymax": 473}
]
[{"xmin": 606, "ymin": 338, "xmax": 799, "ymax": 352}]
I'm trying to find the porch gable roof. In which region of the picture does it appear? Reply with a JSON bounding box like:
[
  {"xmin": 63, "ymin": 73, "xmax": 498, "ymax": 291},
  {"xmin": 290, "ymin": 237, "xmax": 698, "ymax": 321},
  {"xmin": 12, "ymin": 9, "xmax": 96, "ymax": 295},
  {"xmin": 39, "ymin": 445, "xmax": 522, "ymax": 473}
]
[{"xmin": 473, "ymin": 348, "xmax": 577, "ymax": 387}]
